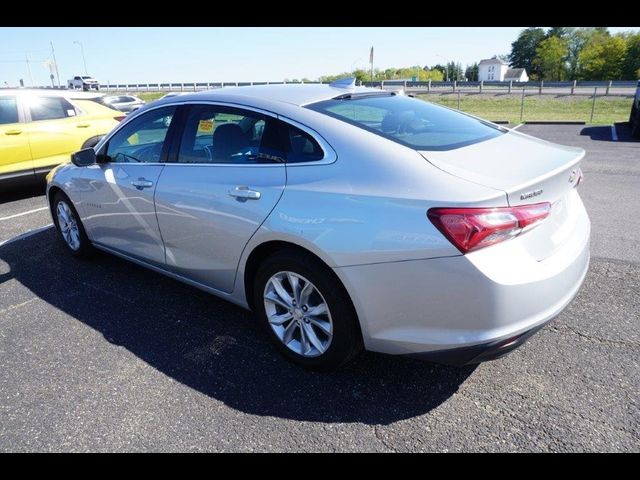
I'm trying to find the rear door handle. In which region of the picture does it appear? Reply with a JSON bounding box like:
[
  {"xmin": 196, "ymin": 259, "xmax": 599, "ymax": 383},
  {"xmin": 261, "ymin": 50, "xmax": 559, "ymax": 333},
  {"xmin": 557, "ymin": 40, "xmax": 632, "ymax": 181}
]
[
  {"xmin": 131, "ymin": 178, "xmax": 154, "ymax": 190},
  {"xmin": 76, "ymin": 123, "xmax": 90, "ymax": 128},
  {"xmin": 228, "ymin": 186, "xmax": 261, "ymax": 200},
  {"xmin": 4, "ymin": 129, "xmax": 22, "ymax": 135}
]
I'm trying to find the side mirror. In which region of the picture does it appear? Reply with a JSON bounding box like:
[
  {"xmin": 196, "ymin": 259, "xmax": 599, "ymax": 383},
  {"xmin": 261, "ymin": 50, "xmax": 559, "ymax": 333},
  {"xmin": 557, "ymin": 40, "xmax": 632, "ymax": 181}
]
[{"xmin": 70, "ymin": 148, "xmax": 97, "ymax": 167}]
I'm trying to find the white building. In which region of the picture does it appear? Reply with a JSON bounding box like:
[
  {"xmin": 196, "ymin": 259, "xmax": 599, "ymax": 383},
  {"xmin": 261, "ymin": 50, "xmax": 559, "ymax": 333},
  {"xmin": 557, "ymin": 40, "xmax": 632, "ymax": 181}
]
[
  {"xmin": 504, "ymin": 68, "xmax": 529, "ymax": 82},
  {"xmin": 478, "ymin": 57, "xmax": 509, "ymax": 81}
]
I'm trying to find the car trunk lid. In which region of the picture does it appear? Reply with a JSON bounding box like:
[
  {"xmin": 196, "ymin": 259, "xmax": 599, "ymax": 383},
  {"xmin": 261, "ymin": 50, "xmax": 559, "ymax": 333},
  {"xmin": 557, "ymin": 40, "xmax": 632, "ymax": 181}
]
[{"xmin": 419, "ymin": 130, "xmax": 584, "ymax": 207}]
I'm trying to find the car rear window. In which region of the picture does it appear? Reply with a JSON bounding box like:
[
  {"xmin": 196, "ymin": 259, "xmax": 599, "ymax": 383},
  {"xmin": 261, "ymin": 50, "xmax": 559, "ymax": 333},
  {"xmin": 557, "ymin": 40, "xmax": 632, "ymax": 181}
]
[{"xmin": 306, "ymin": 94, "xmax": 504, "ymax": 151}]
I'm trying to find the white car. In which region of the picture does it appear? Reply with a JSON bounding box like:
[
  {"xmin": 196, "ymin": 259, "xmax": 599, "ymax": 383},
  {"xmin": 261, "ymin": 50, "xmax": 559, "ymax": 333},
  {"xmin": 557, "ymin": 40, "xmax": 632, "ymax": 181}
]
[
  {"xmin": 103, "ymin": 95, "xmax": 146, "ymax": 113},
  {"xmin": 46, "ymin": 80, "xmax": 590, "ymax": 369},
  {"xmin": 67, "ymin": 75, "xmax": 100, "ymax": 91}
]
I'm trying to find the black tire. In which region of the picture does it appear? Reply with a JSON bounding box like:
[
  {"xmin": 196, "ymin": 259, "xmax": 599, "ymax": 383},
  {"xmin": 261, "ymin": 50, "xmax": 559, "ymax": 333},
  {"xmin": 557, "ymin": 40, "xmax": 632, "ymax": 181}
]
[
  {"xmin": 632, "ymin": 108, "xmax": 640, "ymax": 139},
  {"xmin": 52, "ymin": 192, "xmax": 95, "ymax": 258},
  {"xmin": 253, "ymin": 249, "xmax": 363, "ymax": 370}
]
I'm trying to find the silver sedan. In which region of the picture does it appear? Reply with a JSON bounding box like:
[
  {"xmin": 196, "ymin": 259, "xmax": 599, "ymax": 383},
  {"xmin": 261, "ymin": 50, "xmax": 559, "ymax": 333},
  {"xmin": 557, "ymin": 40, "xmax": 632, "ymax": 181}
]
[{"xmin": 46, "ymin": 80, "xmax": 590, "ymax": 369}]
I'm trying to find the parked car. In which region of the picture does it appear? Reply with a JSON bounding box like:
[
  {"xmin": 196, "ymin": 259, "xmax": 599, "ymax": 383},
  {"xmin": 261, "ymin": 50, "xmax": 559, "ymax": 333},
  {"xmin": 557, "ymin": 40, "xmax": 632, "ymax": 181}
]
[
  {"xmin": 67, "ymin": 75, "xmax": 100, "ymax": 91},
  {"xmin": 0, "ymin": 89, "xmax": 124, "ymax": 187},
  {"xmin": 46, "ymin": 81, "xmax": 590, "ymax": 369},
  {"xmin": 103, "ymin": 95, "xmax": 146, "ymax": 113},
  {"xmin": 629, "ymin": 80, "xmax": 640, "ymax": 138}
]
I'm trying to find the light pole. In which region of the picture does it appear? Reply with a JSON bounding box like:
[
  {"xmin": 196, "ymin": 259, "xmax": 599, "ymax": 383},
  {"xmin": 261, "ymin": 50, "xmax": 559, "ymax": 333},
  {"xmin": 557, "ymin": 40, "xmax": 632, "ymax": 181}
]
[{"xmin": 74, "ymin": 41, "xmax": 88, "ymax": 75}]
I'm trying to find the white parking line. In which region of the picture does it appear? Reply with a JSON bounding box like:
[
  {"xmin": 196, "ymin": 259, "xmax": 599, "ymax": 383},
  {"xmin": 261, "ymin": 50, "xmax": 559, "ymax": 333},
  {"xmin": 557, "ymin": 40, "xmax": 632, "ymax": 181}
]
[
  {"xmin": 611, "ymin": 124, "xmax": 618, "ymax": 141},
  {"xmin": 0, "ymin": 206, "xmax": 48, "ymax": 221},
  {"xmin": 511, "ymin": 123, "xmax": 524, "ymax": 130},
  {"xmin": 0, "ymin": 224, "xmax": 53, "ymax": 248}
]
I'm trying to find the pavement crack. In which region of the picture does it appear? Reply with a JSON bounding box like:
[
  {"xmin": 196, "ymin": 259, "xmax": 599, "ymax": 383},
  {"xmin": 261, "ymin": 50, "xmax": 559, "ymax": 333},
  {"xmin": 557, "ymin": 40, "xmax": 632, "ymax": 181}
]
[
  {"xmin": 372, "ymin": 424, "xmax": 397, "ymax": 452},
  {"xmin": 0, "ymin": 298, "xmax": 38, "ymax": 316},
  {"xmin": 548, "ymin": 325, "xmax": 640, "ymax": 349}
]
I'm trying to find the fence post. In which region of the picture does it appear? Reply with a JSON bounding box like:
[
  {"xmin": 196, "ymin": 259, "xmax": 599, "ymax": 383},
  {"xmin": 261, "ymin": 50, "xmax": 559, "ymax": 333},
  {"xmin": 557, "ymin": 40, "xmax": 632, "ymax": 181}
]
[
  {"xmin": 453, "ymin": 80, "xmax": 456, "ymax": 92},
  {"xmin": 509, "ymin": 80, "xmax": 512, "ymax": 94},
  {"xmin": 194, "ymin": 83, "xmax": 197, "ymax": 91},
  {"xmin": 520, "ymin": 87, "xmax": 525, "ymax": 123},
  {"xmin": 571, "ymin": 80, "xmax": 576, "ymax": 95},
  {"xmin": 590, "ymin": 87, "xmax": 597, "ymax": 123},
  {"xmin": 457, "ymin": 90, "xmax": 461, "ymax": 110},
  {"xmin": 539, "ymin": 80, "xmax": 543, "ymax": 95},
  {"xmin": 479, "ymin": 80, "xmax": 483, "ymax": 93},
  {"xmin": 428, "ymin": 79, "xmax": 431, "ymax": 92},
  {"xmin": 606, "ymin": 80, "xmax": 612, "ymax": 96},
  {"xmin": 180, "ymin": 83, "xmax": 184, "ymax": 92},
  {"xmin": 404, "ymin": 80, "xmax": 407, "ymax": 90},
  {"xmin": 381, "ymin": 80, "xmax": 385, "ymax": 90}
]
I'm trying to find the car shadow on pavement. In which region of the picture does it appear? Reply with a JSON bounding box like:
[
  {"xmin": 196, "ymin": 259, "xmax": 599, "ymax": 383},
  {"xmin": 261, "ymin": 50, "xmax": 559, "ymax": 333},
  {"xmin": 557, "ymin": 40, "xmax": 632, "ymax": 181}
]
[
  {"xmin": 0, "ymin": 183, "xmax": 46, "ymax": 205},
  {"xmin": 580, "ymin": 122, "xmax": 638, "ymax": 142},
  {"xmin": 0, "ymin": 228, "xmax": 475, "ymax": 425}
]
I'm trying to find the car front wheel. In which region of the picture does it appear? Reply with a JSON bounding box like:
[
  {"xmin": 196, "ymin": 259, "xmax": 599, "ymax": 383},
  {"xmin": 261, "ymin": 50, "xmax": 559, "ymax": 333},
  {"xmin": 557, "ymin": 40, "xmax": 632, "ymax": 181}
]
[
  {"xmin": 53, "ymin": 192, "xmax": 95, "ymax": 258},
  {"xmin": 254, "ymin": 250, "xmax": 363, "ymax": 370}
]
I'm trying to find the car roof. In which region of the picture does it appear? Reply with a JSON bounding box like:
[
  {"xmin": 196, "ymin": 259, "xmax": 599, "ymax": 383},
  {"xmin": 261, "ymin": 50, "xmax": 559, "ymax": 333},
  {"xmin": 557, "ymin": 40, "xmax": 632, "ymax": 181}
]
[
  {"xmin": 157, "ymin": 83, "xmax": 377, "ymax": 107},
  {"xmin": 0, "ymin": 89, "xmax": 104, "ymax": 99}
]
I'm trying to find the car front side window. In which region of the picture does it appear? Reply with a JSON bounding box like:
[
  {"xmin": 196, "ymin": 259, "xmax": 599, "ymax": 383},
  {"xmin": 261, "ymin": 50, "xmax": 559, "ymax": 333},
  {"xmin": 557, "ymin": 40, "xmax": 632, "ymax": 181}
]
[
  {"xmin": 101, "ymin": 106, "xmax": 176, "ymax": 164},
  {"xmin": 28, "ymin": 97, "xmax": 76, "ymax": 121}
]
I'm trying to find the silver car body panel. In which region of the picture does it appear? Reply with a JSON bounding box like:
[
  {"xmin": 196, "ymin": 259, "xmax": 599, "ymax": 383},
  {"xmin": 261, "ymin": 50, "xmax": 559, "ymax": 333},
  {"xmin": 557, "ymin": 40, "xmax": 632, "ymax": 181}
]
[{"xmin": 47, "ymin": 84, "xmax": 591, "ymax": 357}]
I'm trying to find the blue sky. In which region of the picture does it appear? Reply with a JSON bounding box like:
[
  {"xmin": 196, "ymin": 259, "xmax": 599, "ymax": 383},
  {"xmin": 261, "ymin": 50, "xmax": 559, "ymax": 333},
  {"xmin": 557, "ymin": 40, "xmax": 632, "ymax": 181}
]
[{"xmin": 0, "ymin": 27, "xmax": 637, "ymax": 86}]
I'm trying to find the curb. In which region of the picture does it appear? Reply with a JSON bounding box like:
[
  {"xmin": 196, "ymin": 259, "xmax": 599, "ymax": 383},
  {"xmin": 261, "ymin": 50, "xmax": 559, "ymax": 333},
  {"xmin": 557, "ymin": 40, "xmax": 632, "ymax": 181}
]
[{"xmin": 523, "ymin": 121, "xmax": 586, "ymax": 125}]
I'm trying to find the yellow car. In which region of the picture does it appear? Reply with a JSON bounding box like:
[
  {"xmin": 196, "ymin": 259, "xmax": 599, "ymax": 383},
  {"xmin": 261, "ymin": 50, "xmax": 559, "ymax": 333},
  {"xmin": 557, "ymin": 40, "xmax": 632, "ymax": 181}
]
[{"xmin": 0, "ymin": 89, "xmax": 124, "ymax": 188}]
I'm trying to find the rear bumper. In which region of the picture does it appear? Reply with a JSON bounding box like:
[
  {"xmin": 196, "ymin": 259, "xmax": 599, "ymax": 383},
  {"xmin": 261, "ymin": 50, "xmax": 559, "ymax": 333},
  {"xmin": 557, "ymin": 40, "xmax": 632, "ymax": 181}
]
[
  {"xmin": 334, "ymin": 193, "xmax": 591, "ymax": 360},
  {"xmin": 406, "ymin": 322, "xmax": 547, "ymax": 366}
]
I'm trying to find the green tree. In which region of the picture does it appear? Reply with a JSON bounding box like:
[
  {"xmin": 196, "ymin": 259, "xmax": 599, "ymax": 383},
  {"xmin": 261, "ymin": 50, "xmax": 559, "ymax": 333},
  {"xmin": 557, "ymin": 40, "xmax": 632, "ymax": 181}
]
[
  {"xmin": 621, "ymin": 32, "xmax": 640, "ymax": 79},
  {"xmin": 534, "ymin": 36, "xmax": 569, "ymax": 80},
  {"xmin": 579, "ymin": 34, "xmax": 628, "ymax": 80},
  {"xmin": 546, "ymin": 27, "xmax": 572, "ymax": 39},
  {"xmin": 508, "ymin": 27, "xmax": 546, "ymax": 79},
  {"xmin": 465, "ymin": 63, "xmax": 479, "ymax": 81}
]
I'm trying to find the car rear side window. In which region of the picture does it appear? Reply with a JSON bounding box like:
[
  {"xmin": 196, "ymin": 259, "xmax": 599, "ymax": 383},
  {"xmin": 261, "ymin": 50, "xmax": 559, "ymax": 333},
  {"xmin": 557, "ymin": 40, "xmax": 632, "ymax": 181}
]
[
  {"xmin": 0, "ymin": 96, "xmax": 19, "ymax": 125},
  {"xmin": 176, "ymin": 105, "xmax": 283, "ymax": 164},
  {"xmin": 282, "ymin": 124, "xmax": 324, "ymax": 163},
  {"xmin": 306, "ymin": 94, "xmax": 504, "ymax": 151},
  {"xmin": 28, "ymin": 96, "xmax": 76, "ymax": 121}
]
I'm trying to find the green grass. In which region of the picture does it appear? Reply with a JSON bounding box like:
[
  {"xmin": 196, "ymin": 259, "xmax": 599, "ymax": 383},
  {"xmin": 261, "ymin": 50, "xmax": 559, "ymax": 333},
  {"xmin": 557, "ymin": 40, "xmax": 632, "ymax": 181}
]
[
  {"xmin": 416, "ymin": 93, "xmax": 633, "ymax": 125},
  {"xmin": 136, "ymin": 92, "xmax": 166, "ymax": 102}
]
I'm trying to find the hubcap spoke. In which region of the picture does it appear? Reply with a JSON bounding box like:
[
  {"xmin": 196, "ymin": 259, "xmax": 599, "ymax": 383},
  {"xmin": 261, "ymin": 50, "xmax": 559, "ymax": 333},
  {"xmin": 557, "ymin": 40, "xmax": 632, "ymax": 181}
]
[
  {"xmin": 270, "ymin": 276, "xmax": 294, "ymax": 307},
  {"xmin": 263, "ymin": 270, "xmax": 333, "ymax": 358},
  {"xmin": 268, "ymin": 312, "xmax": 293, "ymax": 326},
  {"xmin": 264, "ymin": 291, "xmax": 292, "ymax": 310},
  {"xmin": 306, "ymin": 303, "xmax": 328, "ymax": 317},
  {"xmin": 282, "ymin": 318, "xmax": 298, "ymax": 345},
  {"xmin": 57, "ymin": 201, "xmax": 80, "ymax": 250},
  {"xmin": 303, "ymin": 322, "xmax": 325, "ymax": 353}
]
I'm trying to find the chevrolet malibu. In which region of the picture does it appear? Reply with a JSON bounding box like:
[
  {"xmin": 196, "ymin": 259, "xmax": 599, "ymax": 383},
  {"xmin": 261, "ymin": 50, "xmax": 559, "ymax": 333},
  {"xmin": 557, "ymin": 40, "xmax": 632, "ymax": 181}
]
[{"xmin": 46, "ymin": 80, "xmax": 590, "ymax": 369}]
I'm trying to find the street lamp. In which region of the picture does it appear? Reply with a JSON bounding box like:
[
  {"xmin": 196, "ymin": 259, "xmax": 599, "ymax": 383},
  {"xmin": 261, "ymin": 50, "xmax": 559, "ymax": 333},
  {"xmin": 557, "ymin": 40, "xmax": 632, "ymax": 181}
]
[{"xmin": 73, "ymin": 41, "xmax": 88, "ymax": 75}]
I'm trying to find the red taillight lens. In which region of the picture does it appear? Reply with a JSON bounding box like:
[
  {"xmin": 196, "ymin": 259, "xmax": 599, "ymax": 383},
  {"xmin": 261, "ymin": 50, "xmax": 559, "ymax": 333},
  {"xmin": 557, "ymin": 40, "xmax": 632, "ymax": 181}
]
[
  {"xmin": 427, "ymin": 202, "xmax": 551, "ymax": 254},
  {"xmin": 114, "ymin": 116, "xmax": 126, "ymax": 122}
]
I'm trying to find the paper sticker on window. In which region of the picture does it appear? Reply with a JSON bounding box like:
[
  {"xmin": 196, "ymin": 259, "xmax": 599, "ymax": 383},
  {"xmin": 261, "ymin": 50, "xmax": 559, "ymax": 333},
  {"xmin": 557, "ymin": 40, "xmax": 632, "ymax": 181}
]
[
  {"xmin": 67, "ymin": 109, "xmax": 76, "ymax": 117},
  {"xmin": 198, "ymin": 119, "xmax": 214, "ymax": 133}
]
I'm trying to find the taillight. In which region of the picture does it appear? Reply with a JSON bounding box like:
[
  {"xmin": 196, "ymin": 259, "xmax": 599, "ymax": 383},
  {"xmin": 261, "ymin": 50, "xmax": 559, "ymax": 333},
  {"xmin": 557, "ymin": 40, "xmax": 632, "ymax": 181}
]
[
  {"xmin": 427, "ymin": 202, "xmax": 551, "ymax": 254},
  {"xmin": 114, "ymin": 116, "xmax": 126, "ymax": 122}
]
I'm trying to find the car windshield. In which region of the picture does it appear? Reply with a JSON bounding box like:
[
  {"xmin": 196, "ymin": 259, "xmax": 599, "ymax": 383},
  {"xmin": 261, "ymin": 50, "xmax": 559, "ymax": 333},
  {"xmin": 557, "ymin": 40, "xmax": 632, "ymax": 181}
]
[
  {"xmin": 81, "ymin": 76, "xmax": 93, "ymax": 79},
  {"xmin": 306, "ymin": 94, "xmax": 504, "ymax": 151}
]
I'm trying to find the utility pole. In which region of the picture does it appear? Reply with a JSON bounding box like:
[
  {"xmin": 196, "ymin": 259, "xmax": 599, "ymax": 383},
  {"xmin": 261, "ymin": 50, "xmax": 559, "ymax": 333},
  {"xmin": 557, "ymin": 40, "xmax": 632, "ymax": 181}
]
[
  {"xmin": 74, "ymin": 41, "xmax": 88, "ymax": 75},
  {"xmin": 25, "ymin": 52, "xmax": 34, "ymax": 87},
  {"xmin": 369, "ymin": 46, "xmax": 374, "ymax": 83},
  {"xmin": 50, "ymin": 41, "xmax": 61, "ymax": 87}
]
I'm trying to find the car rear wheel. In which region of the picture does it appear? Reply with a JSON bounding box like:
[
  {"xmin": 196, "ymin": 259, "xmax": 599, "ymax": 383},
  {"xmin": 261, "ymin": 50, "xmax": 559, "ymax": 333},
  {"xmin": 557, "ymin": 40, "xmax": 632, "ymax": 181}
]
[
  {"xmin": 53, "ymin": 192, "xmax": 95, "ymax": 258},
  {"xmin": 253, "ymin": 250, "xmax": 363, "ymax": 370}
]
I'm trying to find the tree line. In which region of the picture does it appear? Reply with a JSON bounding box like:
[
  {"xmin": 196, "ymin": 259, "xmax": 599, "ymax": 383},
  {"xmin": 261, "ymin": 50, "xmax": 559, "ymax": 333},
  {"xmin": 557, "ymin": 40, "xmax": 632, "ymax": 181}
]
[{"xmin": 315, "ymin": 27, "xmax": 639, "ymax": 84}]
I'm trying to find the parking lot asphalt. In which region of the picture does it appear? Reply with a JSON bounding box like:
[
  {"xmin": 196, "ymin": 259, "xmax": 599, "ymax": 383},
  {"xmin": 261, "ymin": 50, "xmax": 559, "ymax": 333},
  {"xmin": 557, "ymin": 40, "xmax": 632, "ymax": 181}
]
[{"xmin": 0, "ymin": 124, "xmax": 638, "ymax": 452}]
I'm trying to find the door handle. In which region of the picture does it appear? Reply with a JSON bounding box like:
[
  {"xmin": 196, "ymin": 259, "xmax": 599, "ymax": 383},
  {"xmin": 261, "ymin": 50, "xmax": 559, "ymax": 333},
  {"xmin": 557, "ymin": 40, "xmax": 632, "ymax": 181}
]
[
  {"xmin": 131, "ymin": 178, "xmax": 154, "ymax": 190},
  {"xmin": 4, "ymin": 129, "xmax": 22, "ymax": 135},
  {"xmin": 228, "ymin": 186, "xmax": 261, "ymax": 200},
  {"xmin": 76, "ymin": 123, "xmax": 90, "ymax": 128}
]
